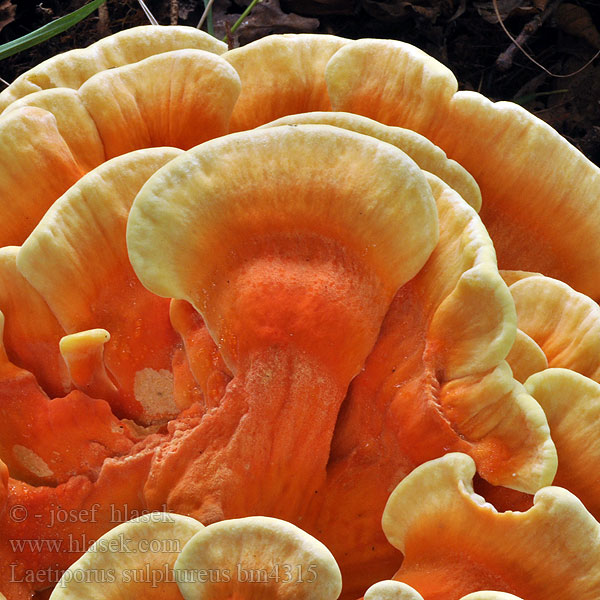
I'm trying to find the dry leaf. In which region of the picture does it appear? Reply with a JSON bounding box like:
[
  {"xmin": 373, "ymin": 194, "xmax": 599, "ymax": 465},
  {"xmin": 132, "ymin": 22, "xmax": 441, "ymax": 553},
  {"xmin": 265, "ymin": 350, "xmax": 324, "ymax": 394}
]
[
  {"xmin": 556, "ymin": 3, "xmax": 600, "ymax": 49},
  {"xmin": 532, "ymin": 0, "xmax": 548, "ymax": 11},
  {"xmin": 215, "ymin": 0, "xmax": 319, "ymax": 46},
  {"xmin": 0, "ymin": 0, "xmax": 15, "ymax": 32},
  {"xmin": 362, "ymin": 0, "xmax": 411, "ymax": 21},
  {"xmin": 282, "ymin": 0, "xmax": 356, "ymax": 16},
  {"xmin": 474, "ymin": 0, "xmax": 536, "ymax": 23},
  {"xmin": 362, "ymin": 0, "xmax": 451, "ymax": 22}
]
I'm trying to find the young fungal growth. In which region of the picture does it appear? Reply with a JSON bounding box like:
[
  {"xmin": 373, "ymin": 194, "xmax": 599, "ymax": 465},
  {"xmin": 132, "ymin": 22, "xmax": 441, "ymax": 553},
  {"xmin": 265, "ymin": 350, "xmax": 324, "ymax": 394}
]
[
  {"xmin": 50, "ymin": 512, "xmax": 204, "ymax": 599},
  {"xmin": 59, "ymin": 329, "xmax": 119, "ymax": 402},
  {"xmin": 127, "ymin": 124, "xmax": 439, "ymax": 521},
  {"xmin": 17, "ymin": 148, "xmax": 186, "ymax": 423},
  {"xmin": 382, "ymin": 453, "xmax": 600, "ymax": 599},
  {"xmin": 0, "ymin": 250, "xmax": 135, "ymax": 486},
  {"xmin": 175, "ymin": 516, "xmax": 342, "ymax": 600}
]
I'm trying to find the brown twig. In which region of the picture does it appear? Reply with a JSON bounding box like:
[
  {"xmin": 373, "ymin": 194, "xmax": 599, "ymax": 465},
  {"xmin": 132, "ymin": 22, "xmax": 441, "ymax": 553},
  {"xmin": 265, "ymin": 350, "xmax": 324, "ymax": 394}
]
[
  {"xmin": 495, "ymin": 0, "xmax": 562, "ymax": 71},
  {"xmin": 225, "ymin": 20, "xmax": 234, "ymax": 49},
  {"xmin": 494, "ymin": 0, "xmax": 600, "ymax": 76},
  {"xmin": 170, "ymin": 0, "xmax": 179, "ymax": 25},
  {"xmin": 97, "ymin": 1, "xmax": 110, "ymax": 37}
]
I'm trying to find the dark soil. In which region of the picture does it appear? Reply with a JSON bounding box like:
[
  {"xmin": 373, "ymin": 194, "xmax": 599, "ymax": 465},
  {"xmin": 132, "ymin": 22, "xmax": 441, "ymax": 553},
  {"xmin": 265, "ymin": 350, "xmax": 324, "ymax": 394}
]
[{"xmin": 1, "ymin": 0, "xmax": 599, "ymax": 164}]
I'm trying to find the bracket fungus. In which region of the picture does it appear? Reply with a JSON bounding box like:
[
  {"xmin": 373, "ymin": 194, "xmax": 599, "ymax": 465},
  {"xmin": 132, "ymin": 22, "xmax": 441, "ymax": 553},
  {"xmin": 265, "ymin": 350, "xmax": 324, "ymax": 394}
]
[
  {"xmin": 524, "ymin": 369, "xmax": 600, "ymax": 518},
  {"xmin": 0, "ymin": 25, "xmax": 227, "ymax": 111},
  {"xmin": 0, "ymin": 107, "xmax": 92, "ymax": 247},
  {"xmin": 0, "ymin": 24, "xmax": 599, "ymax": 600},
  {"xmin": 259, "ymin": 111, "xmax": 482, "ymax": 211},
  {"xmin": 364, "ymin": 581, "xmax": 525, "ymax": 600},
  {"xmin": 50, "ymin": 512, "xmax": 204, "ymax": 599},
  {"xmin": 49, "ymin": 513, "xmax": 341, "ymax": 600},
  {"xmin": 322, "ymin": 39, "xmax": 600, "ymax": 300},
  {"xmin": 382, "ymin": 453, "xmax": 600, "ymax": 599},
  {"xmin": 296, "ymin": 170, "xmax": 554, "ymax": 595},
  {"xmin": 505, "ymin": 273, "xmax": 600, "ymax": 383},
  {"xmin": 17, "ymin": 148, "xmax": 184, "ymax": 422},
  {"xmin": 126, "ymin": 124, "xmax": 439, "ymax": 519},
  {"xmin": 222, "ymin": 34, "xmax": 349, "ymax": 131},
  {"xmin": 487, "ymin": 273, "xmax": 600, "ymax": 517},
  {"xmin": 0, "ymin": 40, "xmax": 240, "ymax": 247},
  {"xmin": 175, "ymin": 516, "xmax": 342, "ymax": 600},
  {"xmin": 217, "ymin": 33, "xmax": 600, "ymax": 299}
]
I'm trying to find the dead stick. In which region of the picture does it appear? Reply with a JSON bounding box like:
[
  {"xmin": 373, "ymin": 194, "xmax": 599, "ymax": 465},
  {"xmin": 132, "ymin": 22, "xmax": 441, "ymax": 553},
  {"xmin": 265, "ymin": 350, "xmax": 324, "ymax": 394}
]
[
  {"xmin": 496, "ymin": 0, "xmax": 563, "ymax": 71},
  {"xmin": 170, "ymin": 0, "xmax": 179, "ymax": 25},
  {"xmin": 97, "ymin": 1, "xmax": 110, "ymax": 37}
]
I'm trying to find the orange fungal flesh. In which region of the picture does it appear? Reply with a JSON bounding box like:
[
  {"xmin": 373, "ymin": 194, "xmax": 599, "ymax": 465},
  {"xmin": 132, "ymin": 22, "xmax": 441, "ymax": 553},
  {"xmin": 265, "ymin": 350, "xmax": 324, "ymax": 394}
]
[
  {"xmin": 0, "ymin": 25, "xmax": 227, "ymax": 111},
  {"xmin": 17, "ymin": 149, "xmax": 183, "ymax": 423},
  {"xmin": 3, "ymin": 29, "xmax": 599, "ymax": 598},
  {"xmin": 300, "ymin": 175, "xmax": 554, "ymax": 598},
  {"xmin": 78, "ymin": 50, "xmax": 241, "ymax": 158},
  {"xmin": 0, "ymin": 450, "xmax": 154, "ymax": 600},
  {"xmin": 4, "ymin": 123, "xmax": 556, "ymax": 599},
  {"xmin": 223, "ymin": 34, "xmax": 349, "ymax": 131},
  {"xmin": 383, "ymin": 454, "xmax": 600, "ymax": 599},
  {"xmin": 0, "ymin": 108, "xmax": 87, "ymax": 247},
  {"xmin": 0, "ymin": 248, "xmax": 70, "ymax": 398},
  {"xmin": 169, "ymin": 299, "xmax": 232, "ymax": 411},
  {"xmin": 325, "ymin": 40, "xmax": 600, "ymax": 300},
  {"xmin": 0, "ymin": 316, "xmax": 133, "ymax": 486},
  {"xmin": 127, "ymin": 125, "xmax": 438, "ymax": 520}
]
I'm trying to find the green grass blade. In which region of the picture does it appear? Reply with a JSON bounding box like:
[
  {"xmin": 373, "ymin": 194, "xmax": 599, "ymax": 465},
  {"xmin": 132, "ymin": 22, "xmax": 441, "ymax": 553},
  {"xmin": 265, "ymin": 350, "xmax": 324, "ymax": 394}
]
[
  {"xmin": 225, "ymin": 0, "xmax": 261, "ymax": 41},
  {"xmin": 202, "ymin": 0, "xmax": 214, "ymax": 36},
  {"xmin": 0, "ymin": 0, "xmax": 107, "ymax": 62}
]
